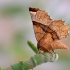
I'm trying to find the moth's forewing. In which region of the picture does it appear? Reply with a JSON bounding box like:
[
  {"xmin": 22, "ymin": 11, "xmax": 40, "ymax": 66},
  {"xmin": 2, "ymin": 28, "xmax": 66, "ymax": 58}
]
[
  {"xmin": 35, "ymin": 10, "xmax": 52, "ymax": 25},
  {"xmin": 29, "ymin": 7, "xmax": 52, "ymax": 26},
  {"xmin": 29, "ymin": 7, "xmax": 70, "ymax": 40},
  {"xmin": 49, "ymin": 20, "xmax": 70, "ymax": 39},
  {"xmin": 29, "ymin": 7, "xmax": 49, "ymax": 42},
  {"xmin": 29, "ymin": 7, "xmax": 59, "ymax": 41}
]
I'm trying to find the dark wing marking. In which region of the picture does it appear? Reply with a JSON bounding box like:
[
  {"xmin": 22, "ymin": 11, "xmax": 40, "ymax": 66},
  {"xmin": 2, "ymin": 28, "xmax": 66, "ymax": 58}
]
[{"xmin": 33, "ymin": 21, "xmax": 46, "ymax": 42}]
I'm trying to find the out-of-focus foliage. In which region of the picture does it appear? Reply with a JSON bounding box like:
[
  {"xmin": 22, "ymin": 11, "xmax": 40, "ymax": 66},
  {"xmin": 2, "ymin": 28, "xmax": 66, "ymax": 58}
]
[
  {"xmin": 1, "ymin": 6, "xmax": 23, "ymax": 15},
  {"xmin": 0, "ymin": 0, "xmax": 70, "ymax": 70}
]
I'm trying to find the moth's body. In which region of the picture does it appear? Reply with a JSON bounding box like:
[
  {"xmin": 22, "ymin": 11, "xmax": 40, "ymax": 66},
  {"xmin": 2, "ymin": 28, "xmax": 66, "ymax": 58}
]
[{"xmin": 29, "ymin": 7, "xmax": 69, "ymax": 52}]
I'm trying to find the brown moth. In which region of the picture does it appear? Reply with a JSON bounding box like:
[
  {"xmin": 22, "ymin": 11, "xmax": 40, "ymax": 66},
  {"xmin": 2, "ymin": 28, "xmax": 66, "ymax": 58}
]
[{"xmin": 29, "ymin": 7, "xmax": 69, "ymax": 52}]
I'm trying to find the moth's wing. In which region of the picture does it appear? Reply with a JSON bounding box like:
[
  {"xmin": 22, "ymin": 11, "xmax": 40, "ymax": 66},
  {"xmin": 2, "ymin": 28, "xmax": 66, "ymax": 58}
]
[
  {"xmin": 45, "ymin": 27, "xmax": 59, "ymax": 40},
  {"xmin": 29, "ymin": 7, "xmax": 54, "ymax": 42},
  {"xmin": 29, "ymin": 7, "xmax": 52, "ymax": 26},
  {"xmin": 38, "ymin": 33, "xmax": 53, "ymax": 52},
  {"xmin": 35, "ymin": 10, "xmax": 52, "ymax": 25},
  {"xmin": 33, "ymin": 21, "xmax": 46, "ymax": 42},
  {"xmin": 29, "ymin": 7, "xmax": 45, "ymax": 42},
  {"xmin": 51, "ymin": 41, "xmax": 69, "ymax": 50},
  {"xmin": 49, "ymin": 20, "xmax": 70, "ymax": 40}
]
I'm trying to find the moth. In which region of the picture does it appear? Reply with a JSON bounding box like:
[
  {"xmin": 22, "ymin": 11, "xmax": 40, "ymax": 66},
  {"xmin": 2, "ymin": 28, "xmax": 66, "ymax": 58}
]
[{"xmin": 29, "ymin": 7, "xmax": 69, "ymax": 52}]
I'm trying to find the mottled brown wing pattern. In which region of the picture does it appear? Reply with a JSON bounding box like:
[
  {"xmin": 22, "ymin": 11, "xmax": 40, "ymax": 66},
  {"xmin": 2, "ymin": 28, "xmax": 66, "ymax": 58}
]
[
  {"xmin": 33, "ymin": 21, "xmax": 46, "ymax": 42},
  {"xmin": 37, "ymin": 33, "xmax": 53, "ymax": 52},
  {"xmin": 33, "ymin": 21, "xmax": 58, "ymax": 42},
  {"xmin": 37, "ymin": 32, "xmax": 69, "ymax": 52},
  {"xmin": 37, "ymin": 33, "xmax": 69, "ymax": 52},
  {"xmin": 35, "ymin": 10, "xmax": 52, "ymax": 25},
  {"xmin": 29, "ymin": 7, "xmax": 52, "ymax": 26},
  {"xmin": 29, "ymin": 7, "xmax": 61, "ymax": 41},
  {"xmin": 49, "ymin": 20, "xmax": 70, "ymax": 39},
  {"xmin": 29, "ymin": 7, "xmax": 69, "ymax": 52}
]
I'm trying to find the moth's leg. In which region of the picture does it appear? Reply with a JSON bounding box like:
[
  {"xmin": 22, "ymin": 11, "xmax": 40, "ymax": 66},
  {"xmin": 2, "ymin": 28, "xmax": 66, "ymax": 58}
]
[
  {"xmin": 37, "ymin": 49, "xmax": 41, "ymax": 53},
  {"xmin": 52, "ymin": 50, "xmax": 56, "ymax": 54},
  {"xmin": 37, "ymin": 43, "xmax": 41, "ymax": 54},
  {"xmin": 51, "ymin": 50, "xmax": 58, "ymax": 59},
  {"xmin": 48, "ymin": 50, "xmax": 56, "ymax": 56},
  {"xmin": 37, "ymin": 48, "xmax": 44, "ymax": 54}
]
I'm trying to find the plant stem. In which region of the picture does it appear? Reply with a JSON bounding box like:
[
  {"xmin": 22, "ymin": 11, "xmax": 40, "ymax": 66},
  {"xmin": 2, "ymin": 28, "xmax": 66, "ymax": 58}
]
[
  {"xmin": 1, "ymin": 41, "xmax": 58, "ymax": 70},
  {"xmin": 27, "ymin": 40, "xmax": 38, "ymax": 54},
  {"xmin": 1, "ymin": 53, "xmax": 58, "ymax": 70}
]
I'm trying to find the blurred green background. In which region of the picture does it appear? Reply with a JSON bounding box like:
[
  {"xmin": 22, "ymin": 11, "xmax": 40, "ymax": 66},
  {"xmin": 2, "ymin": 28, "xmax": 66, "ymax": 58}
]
[{"xmin": 0, "ymin": 0, "xmax": 70, "ymax": 70}]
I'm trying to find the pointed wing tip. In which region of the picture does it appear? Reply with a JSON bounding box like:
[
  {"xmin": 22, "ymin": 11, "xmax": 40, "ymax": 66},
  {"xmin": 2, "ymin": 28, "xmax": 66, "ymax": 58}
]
[
  {"xmin": 51, "ymin": 41, "xmax": 69, "ymax": 50},
  {"xmin": 29, "ymin": 7, "xmax": 40, "ymax": 12},
  {"xmin": 66, "ymin": 47, "xmax": 69, "ymax": 49},
  {"xmin": 63, "ymin": 46, "xmax": 69, "ymax": 49}
]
